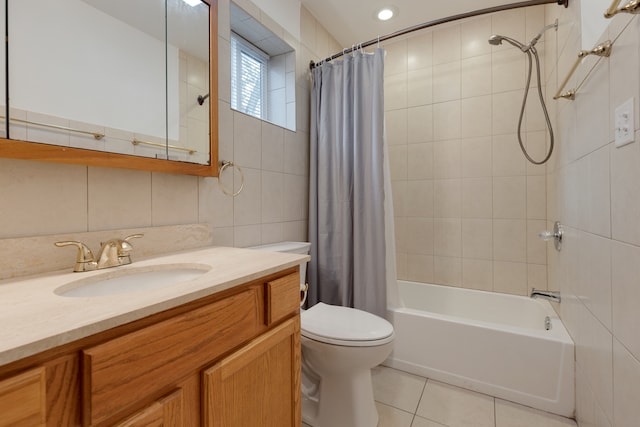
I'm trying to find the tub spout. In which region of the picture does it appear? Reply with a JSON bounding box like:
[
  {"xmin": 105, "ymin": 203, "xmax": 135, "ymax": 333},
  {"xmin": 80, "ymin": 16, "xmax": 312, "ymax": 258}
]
[{"xmin": 531, "ymin": 288, "xmax": 561, "ymax": 303}]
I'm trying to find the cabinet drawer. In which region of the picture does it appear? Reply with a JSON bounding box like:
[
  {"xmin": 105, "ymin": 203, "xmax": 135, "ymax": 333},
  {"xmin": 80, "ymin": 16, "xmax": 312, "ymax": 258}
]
[
  {"xmin": 83, "ymin": 287, "xmax": 262, "ymax": 426},
  {"xmin": 266, "ymin": 273, "xmax": 300, "ymax": 325},
  {"xmin": 0, "ymin": 367, "xmax": 46, "ymax": 427}
]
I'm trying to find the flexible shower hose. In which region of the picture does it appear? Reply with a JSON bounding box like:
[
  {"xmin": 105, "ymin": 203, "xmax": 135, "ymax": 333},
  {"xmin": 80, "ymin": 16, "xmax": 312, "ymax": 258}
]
[{"xmin": 517, "ymin": 46, "xmax": 554, "ymax": 165}]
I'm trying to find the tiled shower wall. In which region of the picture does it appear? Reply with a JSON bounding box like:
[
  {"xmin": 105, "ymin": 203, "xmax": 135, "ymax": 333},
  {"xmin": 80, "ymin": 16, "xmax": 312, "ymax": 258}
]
[
  {"xmin": 385, "ymin": 6, "xmax": 549, "ymax": 296},
  {"xmin": 545, "ymin": 1, "xmax": 640, "ymax": 426}
]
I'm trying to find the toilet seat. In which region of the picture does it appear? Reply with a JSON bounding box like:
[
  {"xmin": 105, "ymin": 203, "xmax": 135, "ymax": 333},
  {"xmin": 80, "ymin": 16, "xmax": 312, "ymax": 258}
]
[{"xmin": 301, "ymin": 303, "xmax": 394, "ymax": 347}]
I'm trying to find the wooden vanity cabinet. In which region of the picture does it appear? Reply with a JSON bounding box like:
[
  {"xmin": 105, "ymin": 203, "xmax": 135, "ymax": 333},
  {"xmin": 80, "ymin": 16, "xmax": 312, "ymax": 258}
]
[
  {"xmin": 0, "ymin": 367, "xmax": 46, "ymax": 427},
  {"xmin": 0, "ymin": 268, "xmax": 301, "ymax": 427}
]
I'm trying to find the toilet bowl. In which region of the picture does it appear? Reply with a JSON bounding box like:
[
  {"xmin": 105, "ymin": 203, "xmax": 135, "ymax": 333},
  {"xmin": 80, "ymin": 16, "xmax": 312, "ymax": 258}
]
[{"xmin": 249, "ymin": 242, "xmax": 395, "ymax": 427}]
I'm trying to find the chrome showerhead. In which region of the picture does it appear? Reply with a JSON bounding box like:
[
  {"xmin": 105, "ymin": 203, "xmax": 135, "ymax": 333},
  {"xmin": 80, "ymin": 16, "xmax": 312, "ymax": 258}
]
[
  {"xmin": 488, "ymin": 34, "xmax": 527, "ymax": 51},
  {"xmin": 488, "ymin": 35, "xmax": 503, "ymax": 46}
]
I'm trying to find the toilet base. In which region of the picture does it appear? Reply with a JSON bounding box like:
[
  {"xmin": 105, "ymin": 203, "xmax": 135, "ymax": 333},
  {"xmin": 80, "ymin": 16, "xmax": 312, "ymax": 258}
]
[{"xmin": 302, "ymin": 368, "xmax": 379, "ymax": 427}]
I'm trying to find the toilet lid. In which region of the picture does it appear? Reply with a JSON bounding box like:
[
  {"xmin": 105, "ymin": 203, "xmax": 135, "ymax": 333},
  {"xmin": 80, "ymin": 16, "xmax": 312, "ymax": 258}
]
[{"xmin": 301, "ymin": 303, "xmax": 394, "ymax": 346}]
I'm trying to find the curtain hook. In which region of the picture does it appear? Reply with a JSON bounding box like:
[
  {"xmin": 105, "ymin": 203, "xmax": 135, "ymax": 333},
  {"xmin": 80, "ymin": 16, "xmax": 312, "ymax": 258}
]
[
  {"xmin": 377, "ymin": 35, "xmax": 380, "ymax": 48},
  {"xmin": 351, "ymin": 44, "xmax": 355, "ymax": 57}
]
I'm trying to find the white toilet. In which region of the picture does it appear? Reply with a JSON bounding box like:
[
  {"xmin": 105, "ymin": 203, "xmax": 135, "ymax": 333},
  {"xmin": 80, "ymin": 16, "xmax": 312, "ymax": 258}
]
[{"xmin": 250, "ymin": 241, "xmax": 394, "ymax": 427}]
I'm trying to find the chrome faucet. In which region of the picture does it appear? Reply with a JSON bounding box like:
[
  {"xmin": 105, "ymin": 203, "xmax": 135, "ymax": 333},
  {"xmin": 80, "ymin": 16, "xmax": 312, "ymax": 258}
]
[
  {"xmin": 55, "ymin": 234, "xmax": 143, "ymax": 272},
  {"xmin": 530, "ymin": 288, "xmax": 561, "ymax": 303}
]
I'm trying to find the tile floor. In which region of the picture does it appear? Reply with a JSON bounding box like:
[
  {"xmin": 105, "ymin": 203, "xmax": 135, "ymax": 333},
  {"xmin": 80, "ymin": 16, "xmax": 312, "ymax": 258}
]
[{"xmin": 303, "ymin": 365, "xmax": 578, "ymax": 427}]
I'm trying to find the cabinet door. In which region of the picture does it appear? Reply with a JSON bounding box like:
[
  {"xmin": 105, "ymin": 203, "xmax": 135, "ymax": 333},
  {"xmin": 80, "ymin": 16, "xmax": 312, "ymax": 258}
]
[
  {"xmin": 114, "ymin": 388, "xmax": 183, "ymax": 427},
  {"xmin": 0, "ymin": 367, "xmax": 46, "ymax": 427},
  {"xmin": 203, "ymin": 316, "xmax": 301, "ymax": 427}
]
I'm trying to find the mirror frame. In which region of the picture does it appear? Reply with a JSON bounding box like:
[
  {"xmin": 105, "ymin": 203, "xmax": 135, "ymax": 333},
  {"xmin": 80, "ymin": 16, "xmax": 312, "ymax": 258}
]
[{"xmin": 0, "ymin": 0, "xmax": 218, "ymax": 177}]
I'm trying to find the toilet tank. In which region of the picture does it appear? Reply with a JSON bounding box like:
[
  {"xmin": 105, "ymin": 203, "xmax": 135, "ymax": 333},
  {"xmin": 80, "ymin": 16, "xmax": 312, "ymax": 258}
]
[{"xmin": 249, "ymin": 242, "xmax": 311, "ymax": 286}]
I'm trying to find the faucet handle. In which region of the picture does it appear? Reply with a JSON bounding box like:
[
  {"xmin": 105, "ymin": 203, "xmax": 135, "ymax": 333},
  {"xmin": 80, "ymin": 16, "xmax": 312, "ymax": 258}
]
[
  {"xmin": 54, "ymin": 241, "xmax": 96, "ymax": 272},
  {"xmin": 120, "ymin": 234, "xmax": 143, "ymax": 255},
  {"xmin": 124, "ymin": 234, "xmax": 143, "ymax": 244}
]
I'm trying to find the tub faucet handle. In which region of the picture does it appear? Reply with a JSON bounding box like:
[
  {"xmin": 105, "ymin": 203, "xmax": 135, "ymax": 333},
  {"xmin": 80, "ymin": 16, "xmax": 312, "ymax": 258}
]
[{"xmin": 538, "ymin": 221, "xmax": 563, "ymax": 251}]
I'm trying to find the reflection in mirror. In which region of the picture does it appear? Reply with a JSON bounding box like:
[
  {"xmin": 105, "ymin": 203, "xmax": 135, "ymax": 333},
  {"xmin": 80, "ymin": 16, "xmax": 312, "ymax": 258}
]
[
  {"xmin": 7, "ymin": 0, "xmax": 210, "ymax": 165},
  {"xmin": 230, "ymin": 2, "xmax": 296, "ymax": 131}
]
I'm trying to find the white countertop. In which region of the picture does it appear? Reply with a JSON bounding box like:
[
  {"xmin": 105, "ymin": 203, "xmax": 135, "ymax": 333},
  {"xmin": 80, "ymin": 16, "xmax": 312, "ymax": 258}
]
[{"xmin": 0, "ymin": 246, "xmax": 309, "ymax": 367}]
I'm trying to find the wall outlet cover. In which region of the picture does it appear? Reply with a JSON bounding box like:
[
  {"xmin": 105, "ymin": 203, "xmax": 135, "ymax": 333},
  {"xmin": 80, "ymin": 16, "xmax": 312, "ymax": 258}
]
[{"xmin": 615, "ymin": 97, "xmax": 635, "ymax": 148}]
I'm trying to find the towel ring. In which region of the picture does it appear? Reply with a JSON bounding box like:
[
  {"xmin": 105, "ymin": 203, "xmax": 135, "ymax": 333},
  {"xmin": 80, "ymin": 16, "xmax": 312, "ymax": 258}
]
[{"xmin": 218, "ymin": 160, "xmax": 244, "ymax": 197}]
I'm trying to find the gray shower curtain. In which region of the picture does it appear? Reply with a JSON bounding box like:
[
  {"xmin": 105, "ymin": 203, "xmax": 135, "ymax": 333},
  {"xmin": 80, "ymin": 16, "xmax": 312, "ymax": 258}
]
[{"xmin": 307, "ymin": 49, "xmax": 387, "ymax": 317}]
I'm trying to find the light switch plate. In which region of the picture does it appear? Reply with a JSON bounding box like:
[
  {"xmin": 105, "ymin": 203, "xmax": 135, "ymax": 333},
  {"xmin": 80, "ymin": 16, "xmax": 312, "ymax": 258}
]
[{"xmin": 615, "ymin": 97, "xmax": 635, "ymax": 148}]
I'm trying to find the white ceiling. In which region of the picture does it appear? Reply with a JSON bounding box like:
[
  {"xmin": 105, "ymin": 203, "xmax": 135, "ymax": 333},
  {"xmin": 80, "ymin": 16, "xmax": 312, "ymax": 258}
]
[{"xmin": 300, "ymin": 0, "xmax": 559, "ymax": 48}]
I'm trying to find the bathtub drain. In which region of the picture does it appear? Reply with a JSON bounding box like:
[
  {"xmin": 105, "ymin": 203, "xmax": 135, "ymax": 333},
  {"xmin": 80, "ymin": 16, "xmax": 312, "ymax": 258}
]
[{"xmin": 544, "ymin": 316, "xmax": 552, "ymax": 331}]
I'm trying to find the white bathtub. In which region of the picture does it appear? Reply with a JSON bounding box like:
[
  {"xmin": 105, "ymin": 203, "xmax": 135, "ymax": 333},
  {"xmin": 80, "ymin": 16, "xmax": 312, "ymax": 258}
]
[{"xmin": 385, "ymin": 280, "xmax": 575, "ymax": 418}]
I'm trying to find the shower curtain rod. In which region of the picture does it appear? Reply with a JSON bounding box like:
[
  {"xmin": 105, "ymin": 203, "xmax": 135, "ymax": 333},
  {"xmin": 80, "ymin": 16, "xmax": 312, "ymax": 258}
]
[{"xmin": 309, "ymin": 0, "xmax": 568, "ymax": 69}]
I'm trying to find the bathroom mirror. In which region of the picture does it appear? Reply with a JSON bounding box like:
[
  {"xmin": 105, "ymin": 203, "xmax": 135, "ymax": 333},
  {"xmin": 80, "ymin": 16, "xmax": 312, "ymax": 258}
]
[
  {"xmin": 230, "ymin": 2, "xmax": 296, "ymax": 131},
  {"xmin": 0, "ymin": 0, "xmax": 218, "ymax": 176}
]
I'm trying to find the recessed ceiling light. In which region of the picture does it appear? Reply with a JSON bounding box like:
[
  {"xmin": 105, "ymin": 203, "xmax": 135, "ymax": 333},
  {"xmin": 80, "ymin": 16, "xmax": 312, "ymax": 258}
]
[
  {"xmin": 182, "ymin": 0, "xmax": 202, "ymax": 6},
  {"xmin": 377, "ymin": 8, "xmax": 394, "ymax": 21}
]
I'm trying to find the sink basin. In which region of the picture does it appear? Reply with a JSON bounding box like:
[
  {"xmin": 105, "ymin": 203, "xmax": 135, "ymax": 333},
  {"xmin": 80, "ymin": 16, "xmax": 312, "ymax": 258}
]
[{"xmin": 54, "ymin": 264, "xmax": 210, "ymax": 297}]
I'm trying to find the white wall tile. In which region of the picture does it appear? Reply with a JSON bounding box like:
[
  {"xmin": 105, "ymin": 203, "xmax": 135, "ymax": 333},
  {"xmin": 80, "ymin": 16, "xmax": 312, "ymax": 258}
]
[
  {"xmin": 406, "ymin": 180, "xmax": 434, "ymax": 218},
  {"xmin": 610, "ymin": 133, "xmax": 640, "ymax": 245},
  {"xmin": 0, "ymin": 159, "xmax": 88, "ymax": 237},
  {"xmin": 434, "ymin": 256, "xmax": 462, "ymax": 287},
  {"xmin": 151, "ymin": 173, "xmax": 199, "ymax": 226},
  {"xmin": 408, "ymin": 68, "xmax": 433, "ymax": 107},
  {"xmin": 461, "ymin": 15, "xmax": 492, "ymax": 59},
  {"xmin": 261, "ymin": 171, "xmax": 283, "ymax": 223},
  {"xmin": 492, "ymin": 90, "xmax": 524, "ymax": 135},
  {"xmin": 612, "ymin": 241, "xmax": 640, "ymax": 361},
  {"xmin": 261, "ymin": 122, "xmax": 284, "ymax": 172},
  {"xmin": 386, "ymin": 109, "xmax": 408, "ymax": 145},
  {"xmin": 405, "ymin": 218, "xmax": 434, "ymax": 255},
  {"xmin": 406, "ymin": 254, "xmax": 434, "ymax": 283},
  {"xmin": 407, "ymin": 143, "xmax": 434, "ymax": 180},
  {"xmin": 408, "ymin": 105, "xmax": 434, "ymax": 143},
  {"xmin": 461, "ymin": 54, "xmax": 492, "ymax": 98},
  {"xmin": 433, "ymin": 62, "xmax": 461, "ymax": 103},
  {"xmin": 587, "ymin": 146, "xmax": 610, "ymax": 237},
  {"xmin": 88, "ymin": 167, "xmax": 151, "ymax": 230},
  {"xmin": 407, "ymin": 32, "xmax": 432, "ymax": 71},
  {"xmin": 233, "ymin": 167, "xmax": 261, "ymax": 226},
  {"xmin": 461, "ymin": 95, "xmax": 492, "ymax": 138},
  {"xmin": 492, "ymin": 49, "xmax": 526, "ymax": 93},
  {"xmin": 493, "ymin": 176, "xmax": 527, "ymax": 219},
  {"xmin": 493, "ymin": 219, "xmax": 527, "ymax": 262},
  {"xmin": 433, "ymin": 141, "xmax": 461, "ymax": 179},
  {"xmin": 613, "ymin": 338, "xmax": 640, "ymax": 427},
  {"xmin": 493, "ymin": 134, "xmax": 527, "ymax": 176},
  {"xmin": 433, "ymin": 25, "xmax": 461, "ymax": 65},
  {"xmin": 462, "ymin": 219, "xmax": 493, "ymax": 260},
  {"xmin": 433, "ymin": 101, "xmax": 461, "ymax": 141},
  {"xmin": 434, "ymin": 218, "xmax": 462, "ymax": 257},
  {"xmin": 527, "ymin": 175, "xmax": 547, "ymax": 219},
  {"xmin": 462, "ymin": 258, "xmax": 493, "ymax": 291},
  {"xmin": 234, "ymin": 112, "xmax": 262, "ymax": 168},
  {"xmin": 434, "ymin": 179, "xmax": 461, "ymax": 217},
  {"xmin": 461, "ymin": 136, "xmax": 493, "ymax": 177},
  {"xmin": 462, "ymin": 177, "xmax": 493, "ymax": 219},
  {"xmin": 493, "ymin": 261, "xmax": 527, "ymax": 295},
  {"xmin": 385, "ymin": 73, "xmax": 408, "ymax": 111},
  {"xmin": 384, "ymin": 39, "xmax": 408, "ymax": 76}
]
